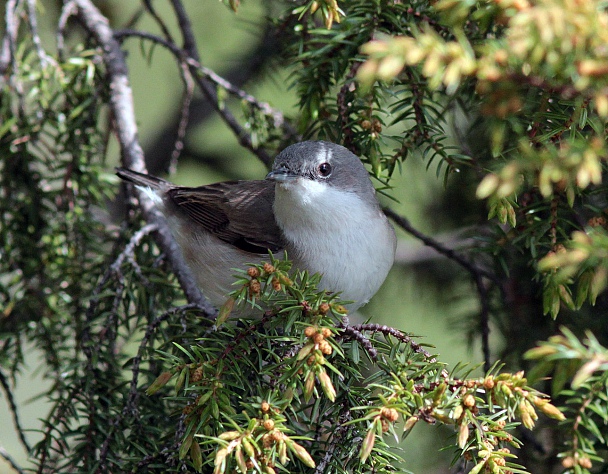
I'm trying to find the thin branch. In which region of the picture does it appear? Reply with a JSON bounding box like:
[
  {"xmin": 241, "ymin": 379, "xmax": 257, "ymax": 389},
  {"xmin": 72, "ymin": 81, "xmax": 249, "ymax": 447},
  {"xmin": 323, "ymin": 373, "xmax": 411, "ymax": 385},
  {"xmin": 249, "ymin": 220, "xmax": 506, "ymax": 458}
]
[
  {"xmin": 0, "ymin": 447, "xmax": 24, "ymax": 474},
  {"xmin": 57, "ymin": 0, "xmax": 77, "ymax": 62},
  {"xmin": 384, "ymin": 208, "xmax": 495, "ymax": 370},
  {"xmin": 73, "ymin": 0, "xmax": 215, "ymax": 315},
  {"xmin": 338, "ymin": 324, "xmax": 378, "ymax": 360},
  {"xmin": 195, "ymin": 62, "xmax": 295, "ymax": 134},
  {"xmin": 143, "ymin": 0, "xmax": 175, "ymax": 44},
  {"xmin": 113, "ymin": 29, "xmax": 183, "ymax": 58},
  {"xmin": 121, "ymin": 5, "xmax": 145, "ymax": 30},
  {"xmin": 168, "ymin": 0, "xmax": 277, "ymax": 166},
  {"xmin": 25, "ymin": 0, "xmax": 47, "ymax": 67},
  {"xmin": 384, "ymin": 207, "xmax": 498, "ymax": 283},
  {"xmin": 169, "ymin": 60, "xmax": 194, "ymax": 173},
  {"xmin": 0, "ymin": 369, "xmax": 31, "ymax": 453},
  {"xmin": 170, "ymin": 0, "xmax": 198, "ymax": 59},
  {"xmin": 113, "ymin": 28, "xmax": 297, "ymax": 164},
  {"xmin": 348, "ymin": 323, "xmax": 433, "ymax": 359}
]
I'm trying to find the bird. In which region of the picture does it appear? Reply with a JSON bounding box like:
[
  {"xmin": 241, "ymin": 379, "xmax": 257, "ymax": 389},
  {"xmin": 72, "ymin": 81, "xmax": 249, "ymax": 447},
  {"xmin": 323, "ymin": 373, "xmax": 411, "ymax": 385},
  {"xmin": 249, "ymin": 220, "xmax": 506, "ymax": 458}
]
[{"xmin": 116, "ymin": 141, "xmax": 396, "ymax": 311}]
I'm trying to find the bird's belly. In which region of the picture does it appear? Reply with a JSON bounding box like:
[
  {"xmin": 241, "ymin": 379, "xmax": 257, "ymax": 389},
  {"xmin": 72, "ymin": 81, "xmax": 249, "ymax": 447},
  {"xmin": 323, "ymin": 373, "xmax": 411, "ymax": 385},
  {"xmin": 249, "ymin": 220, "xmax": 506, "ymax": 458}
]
[
  {"xmin": 287, "ymin": 225, "xmax": 394, "ymax": 309},
  {"xmin": 172, "ymin": 221, "xmax": 269, "ymax": 309}
]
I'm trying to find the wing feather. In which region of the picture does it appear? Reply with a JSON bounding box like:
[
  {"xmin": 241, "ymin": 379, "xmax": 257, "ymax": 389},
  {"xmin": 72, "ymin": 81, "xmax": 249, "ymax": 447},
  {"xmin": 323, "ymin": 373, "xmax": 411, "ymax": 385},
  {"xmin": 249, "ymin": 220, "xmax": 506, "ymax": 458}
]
[{"xmin": 167, "ymin": 180, "xmax": 283, "ymax": 254}]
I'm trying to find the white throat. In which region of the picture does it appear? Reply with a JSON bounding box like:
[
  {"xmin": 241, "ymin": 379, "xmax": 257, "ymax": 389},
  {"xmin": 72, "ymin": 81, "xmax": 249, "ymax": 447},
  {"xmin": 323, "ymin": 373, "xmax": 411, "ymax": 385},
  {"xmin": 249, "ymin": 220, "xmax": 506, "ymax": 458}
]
[{"xmin": 273, "ymin": 179, "xmax": 396, "ymax": 308}]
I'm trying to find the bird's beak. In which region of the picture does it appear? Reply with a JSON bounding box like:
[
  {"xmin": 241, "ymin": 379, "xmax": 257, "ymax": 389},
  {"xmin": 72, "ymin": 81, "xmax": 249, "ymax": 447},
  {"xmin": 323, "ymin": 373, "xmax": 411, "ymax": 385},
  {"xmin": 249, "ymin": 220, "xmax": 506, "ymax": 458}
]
[{"xmin": 266, "ymin": 169, "xmax": 299, "ymax": 182}]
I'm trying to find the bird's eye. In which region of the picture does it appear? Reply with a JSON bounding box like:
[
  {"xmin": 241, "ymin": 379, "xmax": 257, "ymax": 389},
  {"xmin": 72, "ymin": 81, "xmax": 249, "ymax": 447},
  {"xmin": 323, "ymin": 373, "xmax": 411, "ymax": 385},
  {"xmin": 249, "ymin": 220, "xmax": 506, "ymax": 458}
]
[{"xmin": 317, "ymin": 162, "xmax": 332, "ymax": 177}]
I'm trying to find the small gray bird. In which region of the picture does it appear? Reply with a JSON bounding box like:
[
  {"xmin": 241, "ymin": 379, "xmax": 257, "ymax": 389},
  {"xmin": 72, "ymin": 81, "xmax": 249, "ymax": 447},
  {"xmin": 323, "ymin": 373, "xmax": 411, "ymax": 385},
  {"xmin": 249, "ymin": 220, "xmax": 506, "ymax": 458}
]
[{"xmin": 116, "ymin": 141, "xmax": 396, "ymax": 310}]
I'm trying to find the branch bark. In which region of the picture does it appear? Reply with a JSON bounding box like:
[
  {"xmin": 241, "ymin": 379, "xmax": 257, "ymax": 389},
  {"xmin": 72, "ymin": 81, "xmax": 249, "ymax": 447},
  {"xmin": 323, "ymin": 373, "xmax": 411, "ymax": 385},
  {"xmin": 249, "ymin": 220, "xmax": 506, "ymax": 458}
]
[
  {"xmin": 73, "ymin": 0, "xmax": 215, "ymax": 316},
  {"xmin": 385, "ymin": 207, "xmax": 496, "ymax": 370},
  {"xmin": 113, "ymin": 27, "xmax": 298, "ymax": 174},
  {"xmin": 168, "ymin": 0, "xmax": 277, "ymax": 167}
]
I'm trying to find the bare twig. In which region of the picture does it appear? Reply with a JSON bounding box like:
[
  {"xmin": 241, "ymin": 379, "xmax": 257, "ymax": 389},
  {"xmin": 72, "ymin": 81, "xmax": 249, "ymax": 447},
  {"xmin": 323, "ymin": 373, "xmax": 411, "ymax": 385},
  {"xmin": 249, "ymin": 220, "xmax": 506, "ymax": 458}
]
[
  {"xmin": 57, "ymin": 0, "xmax": 77, "ymax": 62},
  {"xmin": 338, "ymin": 324, "xmax": 378, "ymax": 360},
  {"xmin": 0, "ymin": 369, "xmax": 31, "ymax": 453},
  {"xmin": 0, "ymin": 447, "xmax": 24, "ymax": 474},
  {"xmin": 385, "ymin": 207, "xmax": 495, "ymax": 370},
  {"xmin": 170, "ymin": 0, "xmax": 198, "ymax": 59},
  {"xmin": 26, "ymin": 0, "xmax": 47, "ymax": 66},
  {"xmin": 348, "ymin": 322, "xmax": 433, "ymax": 359},
  {"xmin": 143, "ymin": 0, "xmax": 175, "ymax": 43},
  {"xmin": 97, "ymin": 303, "xmax": 201, "ymax": 471},
  {"xmin": 170, "ymin": 60, "xmax": 194, "ymax": 173},
  {"xmin": 113, "ymin": 29, "xmax": 183, "ymax": 61},
  {"xmin": 195, "ymin": 62, "xmax": 295, "ymax": 134},
  {"xmin": 168, "ymin": 0, "xmax": 276, "ymax": 166},
  {"xmin": 73, "ymin": 0, "xmax": 214, "ymax": 315}
]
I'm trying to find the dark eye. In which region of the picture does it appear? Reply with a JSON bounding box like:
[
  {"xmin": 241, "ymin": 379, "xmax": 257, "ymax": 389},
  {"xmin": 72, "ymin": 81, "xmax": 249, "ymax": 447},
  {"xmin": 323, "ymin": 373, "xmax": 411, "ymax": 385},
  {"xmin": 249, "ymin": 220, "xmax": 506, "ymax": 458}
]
[{"xmin": 317, "ymin": 162, "xmax": 332, "ymax": 177}]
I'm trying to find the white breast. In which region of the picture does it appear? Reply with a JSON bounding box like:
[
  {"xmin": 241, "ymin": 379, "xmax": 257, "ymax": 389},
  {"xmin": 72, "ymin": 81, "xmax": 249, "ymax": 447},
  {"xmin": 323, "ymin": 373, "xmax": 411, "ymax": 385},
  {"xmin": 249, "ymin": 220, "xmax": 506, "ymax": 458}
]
[{"xmin": 273, "ymin": 179, "xmax": 396, "ymax": 309}]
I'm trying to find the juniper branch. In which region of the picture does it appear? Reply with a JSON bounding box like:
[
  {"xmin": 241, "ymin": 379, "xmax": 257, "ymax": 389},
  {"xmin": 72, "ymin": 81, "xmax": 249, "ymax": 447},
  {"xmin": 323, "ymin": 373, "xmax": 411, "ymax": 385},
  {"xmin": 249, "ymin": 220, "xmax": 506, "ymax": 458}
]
[
  {"xmin": 73, "ymin": 0, "xmax": 214, "ymax": 315},
  {"xmin": 0, "ymin": 369, "xmax": 30, "ymax": 453},
  {"xmin": 97, "ymin": 304, "xmax": 200, "ymax": 471},
  {"xmin": 168, "ymin": 0, "xmax": 276, "ymax": 166},
  {"xmin": 349, "ymin": 322, "xmax": 433, "ymax": 359},
  {"xmin": 385, "ymin": 207, "xmax": 495, "ymax": 369},
  {"xmin": 0, "ymin": 447, "xmax": 24, "ymax": 474}
]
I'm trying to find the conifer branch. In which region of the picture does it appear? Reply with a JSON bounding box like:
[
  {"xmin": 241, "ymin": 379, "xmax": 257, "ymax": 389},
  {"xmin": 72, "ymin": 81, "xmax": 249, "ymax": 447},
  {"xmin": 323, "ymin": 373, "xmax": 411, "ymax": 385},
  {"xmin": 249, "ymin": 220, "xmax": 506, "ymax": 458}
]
[
  {"xmin": 169, "ymin": 0, "xmax": 277, "ymax": 166},
  {"xmin": 73, "ymin": 0, "xmax": 214, "ymax": 315},
  {"xmin": 0, "ymin": 370, "xmax": 30, "ymax": 453}
]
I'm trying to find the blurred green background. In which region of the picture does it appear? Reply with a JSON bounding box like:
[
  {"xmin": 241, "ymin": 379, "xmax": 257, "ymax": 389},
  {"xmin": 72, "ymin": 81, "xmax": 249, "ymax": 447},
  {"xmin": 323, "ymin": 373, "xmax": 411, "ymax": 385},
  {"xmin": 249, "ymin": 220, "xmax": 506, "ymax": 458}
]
[{"xmin": 0, "ymin": 1, "xmax": 497, "ymax": 472}]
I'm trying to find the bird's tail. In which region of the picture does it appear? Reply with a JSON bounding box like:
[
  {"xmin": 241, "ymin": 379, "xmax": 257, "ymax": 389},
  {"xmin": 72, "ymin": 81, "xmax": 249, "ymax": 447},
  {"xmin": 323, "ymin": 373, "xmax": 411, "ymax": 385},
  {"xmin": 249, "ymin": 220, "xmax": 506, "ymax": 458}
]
[{"xmin": 115, "ymin": 167, "xmax": 168, "ymax": 189}]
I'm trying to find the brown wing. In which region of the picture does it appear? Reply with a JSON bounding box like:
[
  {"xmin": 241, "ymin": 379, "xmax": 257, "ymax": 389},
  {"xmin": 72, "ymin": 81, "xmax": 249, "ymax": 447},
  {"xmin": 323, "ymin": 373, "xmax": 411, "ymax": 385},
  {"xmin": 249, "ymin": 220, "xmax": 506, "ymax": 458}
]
[{"xmin": 167, "ymin": 180, "xmax": 283, "ymax": 254}]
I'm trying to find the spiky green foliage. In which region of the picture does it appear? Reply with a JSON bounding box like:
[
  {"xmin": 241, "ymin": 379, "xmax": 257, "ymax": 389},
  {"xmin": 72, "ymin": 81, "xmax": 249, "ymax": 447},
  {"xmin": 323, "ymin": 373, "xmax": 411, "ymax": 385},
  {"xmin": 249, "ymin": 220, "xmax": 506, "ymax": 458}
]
[
  {"xmin": 354, "ymin": 0, "xmax": 608, "ymax": 319},
  {"xmin": 526, "ymin": 328, "xmax": 608, "ymax": 473},
  {"xmin": 139, "ymin": 254, "xmax": 563, "ymax": 474},
  {"xmin": 2, "ymin": 1, "xmax": 608, "ymax": 473}
]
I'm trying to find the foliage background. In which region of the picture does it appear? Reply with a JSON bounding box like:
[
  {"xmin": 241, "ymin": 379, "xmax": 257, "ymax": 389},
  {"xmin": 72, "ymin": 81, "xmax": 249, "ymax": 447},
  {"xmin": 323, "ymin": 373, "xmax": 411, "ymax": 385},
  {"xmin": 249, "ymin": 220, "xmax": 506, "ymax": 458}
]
[{"xmin": 2, "ymin": 0, "xmax": 608, "ymax": 473}]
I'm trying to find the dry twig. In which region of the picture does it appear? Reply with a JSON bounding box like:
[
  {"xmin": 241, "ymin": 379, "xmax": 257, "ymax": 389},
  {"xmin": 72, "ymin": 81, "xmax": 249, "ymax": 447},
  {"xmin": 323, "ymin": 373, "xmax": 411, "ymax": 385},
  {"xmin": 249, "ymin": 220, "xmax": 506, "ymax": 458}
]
[{"xmin": 73, "ymin": 0, "xmax": 215, "ymax": 315}]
